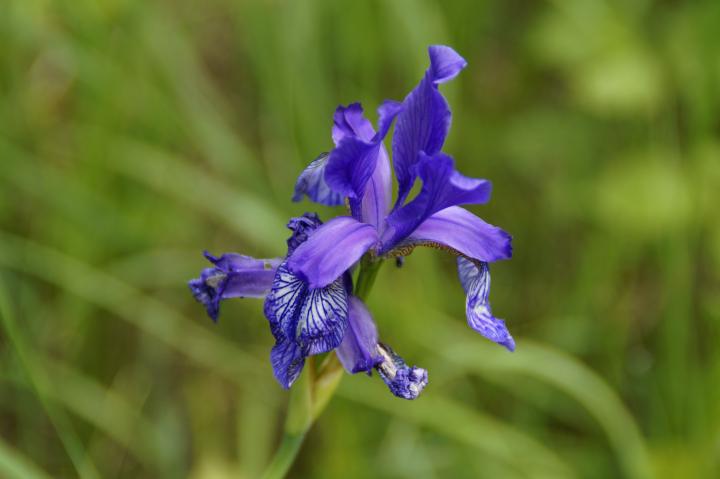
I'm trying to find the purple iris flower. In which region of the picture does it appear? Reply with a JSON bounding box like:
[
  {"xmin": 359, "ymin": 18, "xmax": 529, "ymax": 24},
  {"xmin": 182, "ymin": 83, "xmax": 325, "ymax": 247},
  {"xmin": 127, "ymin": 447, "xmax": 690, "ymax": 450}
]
[
  {"xmin": 290, "ymin": 45, "xmax": 514, "ymax": 349},
  {"xmin": 189, "ymin": 45, "xmax": 511, "ymax": 400}
]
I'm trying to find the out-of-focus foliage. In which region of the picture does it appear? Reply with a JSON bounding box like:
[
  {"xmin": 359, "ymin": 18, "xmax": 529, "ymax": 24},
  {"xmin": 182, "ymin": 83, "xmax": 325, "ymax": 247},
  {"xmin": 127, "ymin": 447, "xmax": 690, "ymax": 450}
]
[{"xmin": 0, "ymin": 0, "xmax": 718, "ymax": 477}]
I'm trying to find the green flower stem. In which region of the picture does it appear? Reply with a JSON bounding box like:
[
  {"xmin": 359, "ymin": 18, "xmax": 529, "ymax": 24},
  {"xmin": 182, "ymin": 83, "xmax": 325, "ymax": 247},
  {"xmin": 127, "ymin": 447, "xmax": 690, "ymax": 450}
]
[
  {"xmin": 354, "ymin": 254, "xmax": 384, "ymax": 300},
  {"xmin": 260, "ymin": 255, "xmax": 382, "ymax": 479}
]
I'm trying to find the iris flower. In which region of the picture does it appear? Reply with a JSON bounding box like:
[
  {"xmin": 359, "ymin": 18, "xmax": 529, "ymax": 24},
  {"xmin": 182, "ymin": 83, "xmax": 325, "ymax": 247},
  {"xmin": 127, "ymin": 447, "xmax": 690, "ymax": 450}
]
[{"xmin": 189, "ymin": 45, "xmax": 512, "ymax": 400}]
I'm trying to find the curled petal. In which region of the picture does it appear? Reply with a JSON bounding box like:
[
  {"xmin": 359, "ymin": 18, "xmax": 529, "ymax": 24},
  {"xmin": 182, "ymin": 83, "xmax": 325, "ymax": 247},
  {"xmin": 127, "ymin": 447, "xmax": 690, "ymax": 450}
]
[
  {"xmin": 375, "ymin": 343, "xmax": 428, "ymax": 400},
  {"xmin": 458, "ymin": 258, "xmax": 515, "ymax": 351},
  {"xmin": 287, "ymin": 216, "xmax": 379, "ymax": 289},
  {"xmin": 428, "ymin": 45, "xmax": 468, "ymax": 84},
  {"xmin": 336, "ymin": 296, "xmax": 382, "ymax": 374},
  {"xmin": 188, "ymin": 252, "xmax": 281, "ymax": 322},
  {"xmin": 286, "ymin": 213, "xmax": 323, "ymax": 255},
  {"xmin": 292, "ymin": 153, "xmax": 345, "ymax": 206}
]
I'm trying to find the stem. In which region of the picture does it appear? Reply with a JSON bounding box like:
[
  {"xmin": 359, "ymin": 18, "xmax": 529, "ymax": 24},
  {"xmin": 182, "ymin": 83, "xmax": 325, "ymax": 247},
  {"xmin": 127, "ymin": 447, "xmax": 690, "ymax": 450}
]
[
  {"xmin": 354, "ymin": 254, "xmax": 383, "ymax": 301},
  {"xmin": 260, "ymin": 254, "xmax": 383, "ymax": 478},
  {"xmin": 260, "ymin": 433, "xmax": 306, "ymax": 479}
]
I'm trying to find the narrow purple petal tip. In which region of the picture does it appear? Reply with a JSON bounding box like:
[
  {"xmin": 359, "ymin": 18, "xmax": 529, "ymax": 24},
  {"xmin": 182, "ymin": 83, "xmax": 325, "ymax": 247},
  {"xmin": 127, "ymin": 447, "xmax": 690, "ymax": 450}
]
[{"xmin": 428, "ymin": 45, "xmax": 467, "ymax": 84}]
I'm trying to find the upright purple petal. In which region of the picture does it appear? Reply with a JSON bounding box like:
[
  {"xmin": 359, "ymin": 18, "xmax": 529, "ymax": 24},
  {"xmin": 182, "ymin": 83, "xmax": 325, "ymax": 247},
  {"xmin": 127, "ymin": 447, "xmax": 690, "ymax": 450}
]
[
  {"xmin": 375, "ymin": 343, "xmax": 428, "ymax": 400},
  {"xmin": 382, "ymin": 153, "xmax": 492, "ymax": 251},
  {"xmin": 332, "ymin": 103, "xmax": 375, "ymax": 144},
  {"xmin": 293, "ymin": 153, "xmax": 344, "ymax": 206},
  {"xmin": 457, "ymin": 258, "xmax": 515, "ymax": 351},
  {"xmin": 325, "ymin": 137, "xmax": 380, "ymax": 201},
  {"xmin": 188, "ymin": 252, "xmax": 282, "ymax": 322},
  {"xmin": 405, "ymin": 206, "xmax": 512, "ymax": 263},
  {"xmin": 358, "ymin": 143, "xmax": 392, "ymax": 234},
  {"xmin": 392, "ymin": 45, "xmax": 467, "ymax": 208},
  {"xmin": 336, "ymin": 296, "xmax": 382, "ymax": 374},
  {"xmin": 376, "ymin": 100, "xmax": 403, "ymax": 139},
  {"xmin": 325, "ymin": 102, "xmax": 400, "ymax": 228},
  {"xmin": 356, "ymin": 100, "xmax": 402, "ymax": 233},
  {"xmin": 287, "ymin": 216, "xmax": 379, "ymax": 289}
]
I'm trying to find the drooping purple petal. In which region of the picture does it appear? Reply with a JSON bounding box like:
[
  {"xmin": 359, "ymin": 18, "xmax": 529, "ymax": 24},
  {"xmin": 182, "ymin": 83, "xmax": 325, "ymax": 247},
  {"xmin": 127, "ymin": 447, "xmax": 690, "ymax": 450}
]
[
  {"xmin": 405, "ymin": 206, "xmax": 512, "ymax": 263},
  {"xmin": 263, "ymin": 261, "xmax": 307, "ymax": 341},
  {"xmin": 292, "ymin": 153, "xmax": 345, "ymax": 206},
  {"xmin": 270, "ymin": 338, "xmax": 306, "ymax": 389},
  {"xmin": 336, "ymin": 296, "xmax": 382, "ymax": 374},
  {"xmin": 286, "ymin": 213, "xmax": 323, "ymax": 255},
  {"xmin": 296, "ymin": 278, "xmax": 349, "ymax": 355},
  {"xmin": 375, "ymin": 343, "xmax": 428, "ymax": 400},
  {"xmin": 264, "ymin": 261, "xmax": 348, "ymax": 353},
  {"xmin": 287, "ymin": 216, "xmax": 379, "ymax": 289},
  {"xmin": 188, "ymin": 252, "xmax": 282, "ymax": 322},
  {"xmin": 392, "ymin": 45, "xmax": 467, "ymax": 208},
  {"xmin": 382, "ymin": 152, "xmax": 492, "ymax": 251},
  {"xmin": 457, "ymin": 257, "xmax": 515, "ymax": 351},
  {"xmin": 264, "ymin": 261, "xmax": 350, "ymax": 388}
]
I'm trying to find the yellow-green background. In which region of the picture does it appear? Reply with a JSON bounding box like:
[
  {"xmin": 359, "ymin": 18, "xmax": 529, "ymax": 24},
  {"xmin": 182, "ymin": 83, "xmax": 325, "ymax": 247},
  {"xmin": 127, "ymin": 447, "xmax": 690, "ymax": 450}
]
[{"xmin": 1, "ymin": 0, "xmax": 718, "ymax": 478}]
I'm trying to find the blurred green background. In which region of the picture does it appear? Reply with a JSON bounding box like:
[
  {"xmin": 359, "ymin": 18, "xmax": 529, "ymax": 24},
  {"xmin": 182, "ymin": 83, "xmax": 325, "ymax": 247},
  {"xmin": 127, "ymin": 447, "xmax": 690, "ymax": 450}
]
[{"xmin": 1, "ymin": 0, "xmax": 719, "ymax": 478}]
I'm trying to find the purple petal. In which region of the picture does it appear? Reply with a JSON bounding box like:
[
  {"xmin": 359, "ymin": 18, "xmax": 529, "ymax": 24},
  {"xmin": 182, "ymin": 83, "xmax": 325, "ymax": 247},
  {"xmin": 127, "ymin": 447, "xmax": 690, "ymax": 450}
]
[
  {"xmin": 457, "ymin": 258, "xmax": 515, "ymax": 351},
  {"xmin": 357, "ymin": 143, "xmax": 392, "ymax": 234},
  {"xmin": 332, "ymin": 103, "xmax": 375, "ymax": 145},
  {"xmin": 428, "ymin": 45, "xmax": 468, "ymax": 84},
  {"xmin": 391, "ymin": 46, "xmax": 467, "ymax": 207},
  {"xmin": 286, "ymin": 213, "xmax": 323, "ymax": 255},
  {"xmin": 188, "ymin": 252, "xmax": 281, "ymax": 322},
  {"xmin": 336, "ymin": 296, "xmax": 382, "ymax": 374},
  {"xmin": 296, "ymin": 277, "xmax": 349, "ymax": 355},
  {"xmin": 270, "ymin": 338, "xmax": 306, "ymax": 389},
  {"xmin": 325, "ymin": 137, "xmax": 380, "ymax": 201},
  {"xmin": 375, "ymin": 343, "xmax": 428, "ymax": 400},
  {"xmin": 376, "ymin": 100, "xmax": 403, "ymax": 139},
  {"xmin": 325, "ymin": 103, "xmax": 400, "ymax": 228},
  {"xmin": 382, "ymin": 153, "xmax": 492, "ymax": 251},
  {"xmin": 263, "ymin": 261, "xmax": 307, "ymax": 341},
  {"xmin": 287, "ymin": 216, "xmax": 379, "ymax": 289},
  {"xmin": 406, "ymin": 206, "xmax": 512, "ymax": 263},
  {"xmin": 292, "ymin": 153, "xmax": 345, "ymax": 206},
  {"xmin": 264, "ymin": 262, "xmax": 349, "ymax": 353}
]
